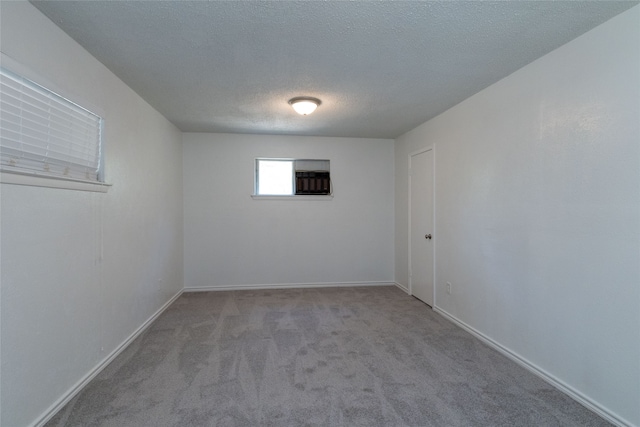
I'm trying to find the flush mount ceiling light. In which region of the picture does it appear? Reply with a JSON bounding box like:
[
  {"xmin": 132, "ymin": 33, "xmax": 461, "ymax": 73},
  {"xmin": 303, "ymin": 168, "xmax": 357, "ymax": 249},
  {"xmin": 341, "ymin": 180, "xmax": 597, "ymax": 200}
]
[{"xmin": 288, "ymin": 96, "xmax": 321, "ymax": 115}]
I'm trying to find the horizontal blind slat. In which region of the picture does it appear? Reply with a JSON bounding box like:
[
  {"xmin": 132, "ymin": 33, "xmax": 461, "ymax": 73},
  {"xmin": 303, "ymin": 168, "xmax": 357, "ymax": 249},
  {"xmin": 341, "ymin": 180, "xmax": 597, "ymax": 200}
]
[
  {"xmin": 1, "ymin": 108, "xmax": 101, "ymax": 146},
  {"xmin": 1, "ymin": 73, "xmax": 99, "ymax": 119},
  {"xmin": 0, "ymin": 67, "xmax": 102, "ymax": 182},
  {"xmin": 1, "ymin": 89, "xmax": 101, "ymax": 130},
  {"xmin": 0, "ymin": 139, "xmax": 99, "ymax": 169},
  {"xmin": 1, "ymin": 119, "xmax": 100, "ymax": 151}
]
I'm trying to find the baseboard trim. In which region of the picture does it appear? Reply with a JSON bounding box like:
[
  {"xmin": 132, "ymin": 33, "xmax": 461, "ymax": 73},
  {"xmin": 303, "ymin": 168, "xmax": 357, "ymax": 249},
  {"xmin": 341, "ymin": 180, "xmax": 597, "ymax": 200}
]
[
  {"xmin": 184, "ymin": 281, "xmax": 396, "ymax": 292},
  {"xmin": 433, "ymin": 306, "xmax": 634, "ymax": 427},
  {"xmin": 33, "ymin": 289, "xmax": 184, "ymax": 427},
  {"xmin": 393, "ymin": 281, "xmax": 410, "ymax": 294}
]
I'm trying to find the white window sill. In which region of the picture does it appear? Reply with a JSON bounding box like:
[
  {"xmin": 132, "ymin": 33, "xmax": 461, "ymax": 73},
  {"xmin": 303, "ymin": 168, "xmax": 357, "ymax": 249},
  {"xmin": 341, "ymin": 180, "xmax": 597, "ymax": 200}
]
[
  {"xmin": 251, "ymin": 194, "xmax": 333, "ymax": 201},
  {"xmin": 1, "ymin": 172, "xmax": 111, "ymax": 193}
]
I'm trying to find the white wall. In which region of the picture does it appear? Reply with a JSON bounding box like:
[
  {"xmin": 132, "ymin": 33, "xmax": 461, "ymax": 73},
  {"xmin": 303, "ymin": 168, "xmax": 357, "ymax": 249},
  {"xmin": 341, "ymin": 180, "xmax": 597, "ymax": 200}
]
[
  {"xmin": 183, "ymin": 133, "xmax": 394, "ymax": 289},
  {"xmin": 395, "ymin": 6, "xmax": 639, "ymax": 426},
  {"xmin": 0, "ymin": 2, "xmax": 184, "ymax": 426}
]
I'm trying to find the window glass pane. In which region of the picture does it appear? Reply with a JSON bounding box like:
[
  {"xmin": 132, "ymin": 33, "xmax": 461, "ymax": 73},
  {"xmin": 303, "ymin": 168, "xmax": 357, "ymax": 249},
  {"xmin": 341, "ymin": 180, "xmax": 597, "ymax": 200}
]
[{"xmin": 257, "ymin": 160, "xmax": 293, "ymax": 195}]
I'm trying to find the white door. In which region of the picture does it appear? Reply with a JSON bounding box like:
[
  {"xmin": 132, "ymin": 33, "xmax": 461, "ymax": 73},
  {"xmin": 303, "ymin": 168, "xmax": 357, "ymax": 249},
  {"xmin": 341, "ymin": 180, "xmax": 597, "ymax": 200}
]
[{"xmin": 409, "ymin": 148, "xmax": 434, "ymax": 306}]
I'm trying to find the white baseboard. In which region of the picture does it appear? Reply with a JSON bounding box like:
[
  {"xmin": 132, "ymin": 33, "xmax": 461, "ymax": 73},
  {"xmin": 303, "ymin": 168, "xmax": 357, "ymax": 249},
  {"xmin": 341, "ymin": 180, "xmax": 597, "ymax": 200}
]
[
  {"xmin": 433, "ymin": 306, "xmax": 634, "ymax": 427},
  {"xmin": 184, "ymin": 281, "xmax": 396, "ymax": 292},
  {"xmin": 34, "ymin": 290, "xmax": 184, "ymax": 427},
  {"xmin": 393, "ymin": 281, "xmax": 410, "ymax": 294}
]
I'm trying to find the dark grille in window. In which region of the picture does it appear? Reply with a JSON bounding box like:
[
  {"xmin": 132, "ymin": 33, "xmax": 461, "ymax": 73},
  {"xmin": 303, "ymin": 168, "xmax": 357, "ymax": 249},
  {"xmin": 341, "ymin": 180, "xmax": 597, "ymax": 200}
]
[{"xmin": 295, "ymin": 171, "xmax": 330, "ymax": 195}]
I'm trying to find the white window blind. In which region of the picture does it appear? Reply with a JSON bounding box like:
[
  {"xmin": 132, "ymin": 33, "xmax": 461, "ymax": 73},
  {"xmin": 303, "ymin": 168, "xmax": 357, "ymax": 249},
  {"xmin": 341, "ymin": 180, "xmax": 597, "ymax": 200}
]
[{"xmin": 0, "ymin": 67, "xmax": 103, "ymax": 182}]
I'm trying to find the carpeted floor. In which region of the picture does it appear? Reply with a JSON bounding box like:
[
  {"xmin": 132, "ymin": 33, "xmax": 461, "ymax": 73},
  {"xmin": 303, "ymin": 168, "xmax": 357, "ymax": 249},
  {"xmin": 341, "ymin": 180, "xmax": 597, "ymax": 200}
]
[{"xmin": 46, "ymin": 286, "xmax": 610, "ymax": 426}]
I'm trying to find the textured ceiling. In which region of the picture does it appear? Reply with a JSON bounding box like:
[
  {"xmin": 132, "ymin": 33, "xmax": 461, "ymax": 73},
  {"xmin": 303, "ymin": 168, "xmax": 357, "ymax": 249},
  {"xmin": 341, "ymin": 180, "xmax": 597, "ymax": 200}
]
[{"xmin": 30, "ymin": 1, "xmax": 638, "ymax": 139}]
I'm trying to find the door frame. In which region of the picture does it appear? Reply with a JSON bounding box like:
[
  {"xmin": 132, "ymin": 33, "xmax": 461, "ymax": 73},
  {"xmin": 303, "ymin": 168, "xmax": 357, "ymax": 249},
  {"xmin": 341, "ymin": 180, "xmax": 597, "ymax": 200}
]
[{"xmin": 408, "ymin": 145, "xmax": 436, "ymax": 306}]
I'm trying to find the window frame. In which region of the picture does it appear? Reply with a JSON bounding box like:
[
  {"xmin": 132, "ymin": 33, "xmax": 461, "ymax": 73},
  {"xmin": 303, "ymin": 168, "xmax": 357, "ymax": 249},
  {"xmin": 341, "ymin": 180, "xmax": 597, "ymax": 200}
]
[
  {"xmin": 252, "ymin": 157, "xmax": 333, "ymax": 200},
  {"xmin": 0, "ymin": 57, "xmax": 109, "ymax": 192}
]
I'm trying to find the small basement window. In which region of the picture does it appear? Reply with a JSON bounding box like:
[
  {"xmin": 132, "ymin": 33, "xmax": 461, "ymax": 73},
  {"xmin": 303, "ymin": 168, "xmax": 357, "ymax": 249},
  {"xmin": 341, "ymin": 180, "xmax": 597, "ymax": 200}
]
[{"xmin": 255, "ymin": 158, "xmax": 331, "ymax": 196}]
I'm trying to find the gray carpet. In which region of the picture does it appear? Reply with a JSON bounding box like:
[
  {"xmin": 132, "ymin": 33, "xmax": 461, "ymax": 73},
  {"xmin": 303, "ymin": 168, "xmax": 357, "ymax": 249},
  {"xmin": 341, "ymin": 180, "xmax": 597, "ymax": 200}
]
[{"xmin": 46, "ymin": 286, "xmax": 610, "ymax": 426}]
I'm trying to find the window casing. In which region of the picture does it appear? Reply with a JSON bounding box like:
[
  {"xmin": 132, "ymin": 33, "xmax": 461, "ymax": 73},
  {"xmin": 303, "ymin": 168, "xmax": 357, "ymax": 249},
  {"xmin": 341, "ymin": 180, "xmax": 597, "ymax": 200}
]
[
  {"xmin": 255, "ymin": 158, "xmax": 331, "ymax": 196},
  {"xmin": 0, "ymin": 67, "xmax": 103, "ymax": 183}
]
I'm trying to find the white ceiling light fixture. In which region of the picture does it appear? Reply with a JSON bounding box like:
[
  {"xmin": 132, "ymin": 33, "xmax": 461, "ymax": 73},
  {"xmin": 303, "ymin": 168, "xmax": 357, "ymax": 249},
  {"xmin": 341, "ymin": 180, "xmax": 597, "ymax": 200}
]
[{"xmin": 288, "ymin": 96, "xmax": 321, "ymax": 115}]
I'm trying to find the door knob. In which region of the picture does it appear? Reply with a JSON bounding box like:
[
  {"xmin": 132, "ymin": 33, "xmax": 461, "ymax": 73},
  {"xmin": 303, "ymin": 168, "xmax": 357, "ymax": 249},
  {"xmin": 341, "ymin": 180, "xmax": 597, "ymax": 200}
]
[{"xmin": 425, "ymin": 234, "xmax": 432, "ymax": 240}]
